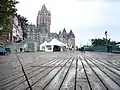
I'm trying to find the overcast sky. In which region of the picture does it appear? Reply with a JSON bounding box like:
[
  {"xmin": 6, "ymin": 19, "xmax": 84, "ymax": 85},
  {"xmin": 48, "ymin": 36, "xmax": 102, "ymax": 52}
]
[{"xmin": 16, "ymin": 0, "xmax": 120, "ymax": 46}]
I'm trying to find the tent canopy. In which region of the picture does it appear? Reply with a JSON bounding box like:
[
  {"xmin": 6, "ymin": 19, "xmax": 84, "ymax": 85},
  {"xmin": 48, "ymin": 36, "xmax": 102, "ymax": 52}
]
[
  {"xmin": 40, "ymin": 41, "xmax": 48, "ymax": 46},
  {"xmin": 40, "ymin": 41, "xmax": 49, "ymax": 51},
  {"xmin": 46, "ymin": 38, "xmax": 66, "ymax": 46}
]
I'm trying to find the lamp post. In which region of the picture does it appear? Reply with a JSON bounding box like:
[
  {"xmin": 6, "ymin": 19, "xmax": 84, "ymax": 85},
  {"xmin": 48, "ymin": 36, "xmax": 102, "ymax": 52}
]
[
  {"xmin": 105, "ymin": 30, "xmax": 109, "ymax": 52},
  {"xmin": 105, "ymin": 30, "xmax": 108, "ymax": 45}
]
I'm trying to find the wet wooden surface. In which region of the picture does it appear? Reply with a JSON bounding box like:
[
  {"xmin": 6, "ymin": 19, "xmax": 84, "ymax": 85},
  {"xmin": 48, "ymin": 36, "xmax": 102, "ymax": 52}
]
[{"xmin": 0, "ymin": 51, "xmax": 120, "ymax": 90}]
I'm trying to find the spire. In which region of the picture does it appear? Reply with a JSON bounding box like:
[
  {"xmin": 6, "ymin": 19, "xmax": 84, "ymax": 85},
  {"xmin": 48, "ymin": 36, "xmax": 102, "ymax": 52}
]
[
  {"xmin": 59, "ymin": 31, "xmax": 61, "ymax": 35},
  {"xmin": 69, "ymin": 30, "xmax": 75, "ymax": 38},
  {"xmin": 61, "ymin": 28, "xmax": 69, "ymax": 39},
  {"xmin": 41, "ymin": 4, "xmax": 48, "ymax": 13},
  {"xmin": 62, "ymin": 28, "xmax": 66, "ymax": 34}
]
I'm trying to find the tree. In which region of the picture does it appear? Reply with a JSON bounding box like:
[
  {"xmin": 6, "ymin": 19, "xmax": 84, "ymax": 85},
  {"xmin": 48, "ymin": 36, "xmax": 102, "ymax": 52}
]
[
  {"xmin": 0, "ymin": 0, "xmax": 19, "ymax": 43},
  {"xmin": 91, "ymin": 38, "xmax": 116, "ymax": 46},
  {"xmin": 17, "ymin": 14, "xmax": 28, "ymax": 40},
  {"xmin": 0, "ymin": 0, "xmax": 19, "ymax": 31}
]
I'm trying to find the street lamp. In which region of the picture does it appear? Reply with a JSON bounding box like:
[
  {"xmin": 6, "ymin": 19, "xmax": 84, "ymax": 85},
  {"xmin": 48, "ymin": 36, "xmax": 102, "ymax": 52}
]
[{"xmin": 105, "ymin": 30, "xmax": 107, "ymax": 45}]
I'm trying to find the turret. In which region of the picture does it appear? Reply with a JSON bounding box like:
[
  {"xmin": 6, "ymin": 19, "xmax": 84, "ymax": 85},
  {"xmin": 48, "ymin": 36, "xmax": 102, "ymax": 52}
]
[{"xmin": 69, "ymin": 30, "xmax": 75, "ymax": 38}]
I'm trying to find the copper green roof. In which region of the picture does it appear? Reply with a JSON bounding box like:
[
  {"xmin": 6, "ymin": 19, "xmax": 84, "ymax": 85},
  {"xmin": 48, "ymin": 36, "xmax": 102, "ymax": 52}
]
[{"xmin": 41, "ymin": 4, "xmax": 48, "ymax": 13}]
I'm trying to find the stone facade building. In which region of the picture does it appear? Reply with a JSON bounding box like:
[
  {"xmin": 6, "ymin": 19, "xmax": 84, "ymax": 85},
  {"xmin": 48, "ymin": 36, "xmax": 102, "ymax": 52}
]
[{"xmin": 27, "ymin": 4, "xmax": 75, "ymax": 48}]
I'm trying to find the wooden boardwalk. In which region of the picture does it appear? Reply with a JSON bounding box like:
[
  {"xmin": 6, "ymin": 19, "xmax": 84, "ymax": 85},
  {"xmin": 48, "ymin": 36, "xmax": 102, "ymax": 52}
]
[{"xmin": 0, "ymin": 52, "xmax": 120, "ymax": 90}]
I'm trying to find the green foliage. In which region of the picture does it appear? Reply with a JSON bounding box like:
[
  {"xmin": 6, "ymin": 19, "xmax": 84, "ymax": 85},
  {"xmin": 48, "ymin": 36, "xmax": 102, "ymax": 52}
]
[
  {"xmin": 17, "ymin": 14, "xmax": 28, "ymax": 40},
  {"xmin": 91, "ymin": 38, "xmax": 116, "ymax": 46},
  {"xmin": 0, "ymin": 0, "xmax": 19, "ymax": 32}
]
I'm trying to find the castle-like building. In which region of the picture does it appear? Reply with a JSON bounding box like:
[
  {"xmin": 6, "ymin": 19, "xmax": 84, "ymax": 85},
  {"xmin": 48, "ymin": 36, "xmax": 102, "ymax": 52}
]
[{"xmin": 27, "ymin": 4, "xmax": 75, "ymax": 48}]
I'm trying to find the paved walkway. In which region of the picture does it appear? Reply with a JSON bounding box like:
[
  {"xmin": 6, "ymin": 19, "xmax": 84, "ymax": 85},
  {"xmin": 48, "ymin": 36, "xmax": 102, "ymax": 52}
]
[{"xmin": 0, "ymin": 51, "xmax": 120, "ymax": 90}]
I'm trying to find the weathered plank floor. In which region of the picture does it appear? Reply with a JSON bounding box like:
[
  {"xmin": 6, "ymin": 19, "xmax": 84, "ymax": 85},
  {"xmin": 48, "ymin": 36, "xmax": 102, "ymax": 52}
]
[{"xmin": 0, "ymin": 51, "xmax": 120, "ymax": 90}]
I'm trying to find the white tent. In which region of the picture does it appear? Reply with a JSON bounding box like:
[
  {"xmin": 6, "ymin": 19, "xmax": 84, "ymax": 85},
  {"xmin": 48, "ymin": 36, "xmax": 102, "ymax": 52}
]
[
  {"xmin": 46, "ymin": 38, "xmax": 66, "ymax": 46},
  {"xmin": 40, "ymin": 41, "xmax": 48, "ymax": 51},
  {"xmin": 45, "ymin": 38, "xmax": 67, "ymax": 52}
]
